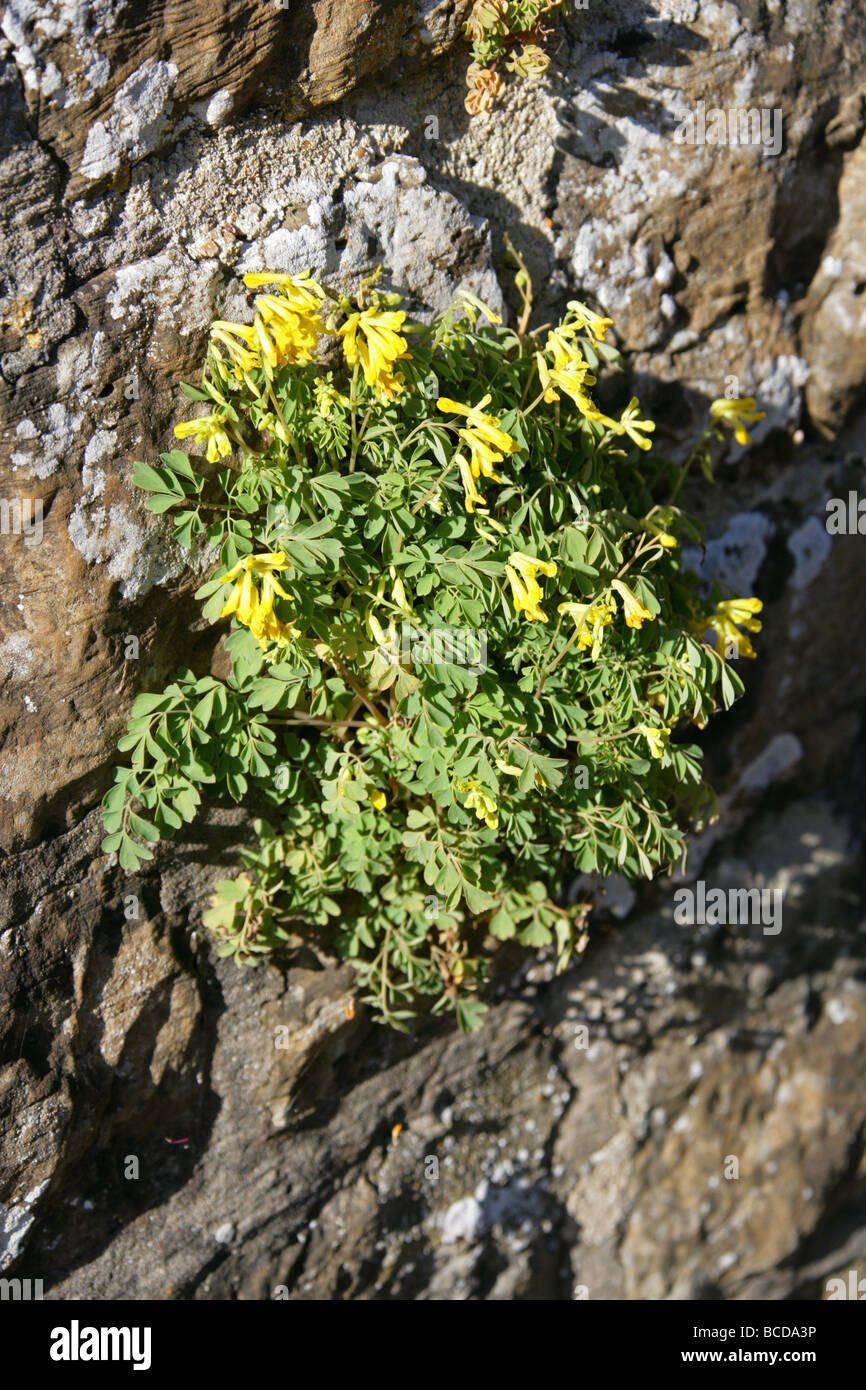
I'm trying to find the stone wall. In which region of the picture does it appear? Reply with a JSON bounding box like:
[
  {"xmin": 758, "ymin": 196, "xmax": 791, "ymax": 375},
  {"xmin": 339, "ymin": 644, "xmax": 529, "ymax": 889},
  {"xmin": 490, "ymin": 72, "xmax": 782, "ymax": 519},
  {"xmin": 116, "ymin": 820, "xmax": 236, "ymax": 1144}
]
[{"xmin": 1, "ymin": 0, "xmax": 865, "ymax": 1298}]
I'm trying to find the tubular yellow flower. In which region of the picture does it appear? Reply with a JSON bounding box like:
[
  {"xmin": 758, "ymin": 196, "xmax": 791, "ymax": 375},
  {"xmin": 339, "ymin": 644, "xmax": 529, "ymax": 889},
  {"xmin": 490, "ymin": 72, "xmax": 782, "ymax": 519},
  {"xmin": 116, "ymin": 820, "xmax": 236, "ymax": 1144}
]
[
  {"xmin": 545, "ymin": 324, "xmax": 583, "ymax": 370},
  {"xmin": 456, "ymin": 779, "xmax": 499, "ymax": 830},
  {"xmin": 174, "ymin": 412, "xmax": 232, "ymax": 463},
  {"xmin": 369, "ymin": 789, "xmax": 387, "ymax": 810},
  {"xmin": 558, "ymin": 598, "xmax": 615, "ymax": 653},
  {"xmin": 437, "ymin": 394, "xmax": 519, "ymax": 478},
  {"xmin": 254, "ymin": 295, "xmax": 322, "ymax": 364},
  {"xmin": 220, "ymin": 567, "xmax": 258, "ymax": 626},
  {"xmin": 457, "ymin": 289, "xmax": 502, "ymax": 326},
  {"xmin": 219, "ymin": 550, "xmax": 296, "ymax": 650},
  {"xmin": 338, "ymin": 308, "xmax": 410, "ymax": 400},
  {"xmin": 242, "ymin": 270, "xmax": 326, "ymax": 315},
  {"xmin": 506, "ymin": 551, "xmax": 557, "ymax": 623},
  {"xmin": 537, "ymin": 356, "xmax": 622, "ymax": 432},
  {"xmin": 618, "ymin": 398, "xmax": 656, "ymax": 451},
  {"xmin": 611, "ymin": 578, "xmax": 654, "ymax": 629},
  {"xmin": 710, "ymin": 596, "xmax": 763, "ymax": 659},
  {"xmin": 457, "ymin": 454, "xmax": 486, "ymax": 513},
  {"xmin": 510, "ymin": 551, "xmax": 557, "ymax": 583},
  {"xmin": 566, "ymin": 300, "xmax": 615, "ymax": 342},
  {"xmin": 710, "ymin": 396, "xmax": 766, "ymax": 446},
  {"xmin": 211, "ymin": 321, "xmax": 260, "ymax": 373},
  {"xmin": 642, "ymin": 517, "xmax": 677, "ymax": 548},
  {"xmin": 640, "ymin": 724, "xmax": 670, "ymax": 759}
]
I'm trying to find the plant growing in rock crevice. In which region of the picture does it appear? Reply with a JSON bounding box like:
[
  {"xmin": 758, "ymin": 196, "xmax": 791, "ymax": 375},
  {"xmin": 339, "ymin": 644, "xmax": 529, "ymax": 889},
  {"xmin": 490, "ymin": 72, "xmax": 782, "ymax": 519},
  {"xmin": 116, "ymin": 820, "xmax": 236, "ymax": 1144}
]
[
  {"xmin": 463, "ymin": 0, "xmax": 565, "ymax": 116},
  {"xmin": 102, "ymin": 264, "xmax": 762, "ymax": 1030}
]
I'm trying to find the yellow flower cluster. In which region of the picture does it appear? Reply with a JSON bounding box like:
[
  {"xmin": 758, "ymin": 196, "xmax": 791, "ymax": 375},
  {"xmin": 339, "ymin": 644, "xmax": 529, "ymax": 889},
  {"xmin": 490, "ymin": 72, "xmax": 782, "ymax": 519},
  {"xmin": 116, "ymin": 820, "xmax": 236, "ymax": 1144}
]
[
  {"xmin": 211, "ymin": 271, "xmax": 326, "ymax": 379},
  {"xmin": 176, "ymin": 273, "xmax": 416, "ymax": 450},
  {"xmin": 505, "ymin": 551, "xmax": 558, "ymax": 622},
  {"xmin": 457, "ymin": 779, "xmax": 499, "ymax": 830},
  {"xmin": 557, "ymin": 598, "xmax": 615, "ymax": 651},
  {"xmin": 338, "ymin": 308, "xmax": 410, "ymax": 403},
  {"xmin": 437, "ymin": 394, "xmax": 520, "ymax": 512},
  {"xmin": 536, "ymin": 307, "xmax": 655, "ymax": 450},
  {"xmin": 219, "ymin": 550, "xmax": 298, "ymax": 650},
  {"xmin": 709, "ymin": 596, "xmax": 763, "ymax": 659},
  {"xmin": 173, "ymin": 412, "xmax": 232, "ymax": 463},
  {"xmin": 556, "ymin": 580, "xmax": 652, "ymax": 653},
  {"xmin": 639, "ymin": 724, "xmax": 670, "ymax": 759}
]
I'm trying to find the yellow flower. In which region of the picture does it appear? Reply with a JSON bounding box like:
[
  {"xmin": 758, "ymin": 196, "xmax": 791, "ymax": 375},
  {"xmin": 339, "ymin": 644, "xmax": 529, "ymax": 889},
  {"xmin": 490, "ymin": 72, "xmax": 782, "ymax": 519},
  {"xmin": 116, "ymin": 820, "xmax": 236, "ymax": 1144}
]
[
  {"xmin": 558, "ymin": 598, "xmax": 615, "ymax": 654},
  {"xmin": 566, "ymin": 300, "xmax": 615, "ymax": 342},
  {"xmin": 545, "ymin": 324, "xmax": 582, "ymax": 370},
  {"xmin": 618, "ymin": 398, "xmax": 656, "ymax": 451},
  {"xmin": 174, "ymin": 412, "xmax": 232, "ymax": 463},
  {"xmin": 242, "ymin": 270, "xmax": 326, "ymax": 315},
  {"xmin": 457, "ymin": 289, "xmax": 502, "ymax": 326},
  {"xmin": 210, "ymin": 321, "xmax": 260, "ymax": 373},
  {"xmin": 456, "ymin": 779, "xmax": 499, "ymax": 830},
  {"xmin": 437, "ymin": 394, "xmax": 520, "ymax": 478},
  {"xmin": 709, "ymin": 596, "xmax": 762, "ymax": 659},
  {"xmin": 371, "ymin": 366, "xmax": 406, "ymax": 404},
  {"xmin": 640, "ymin": 724, "xmax": 670, "ymax": 759},
  {"xmin": 642, "ymin": 518, "xmax": 677, "ymax": 548},
  {"xmin": 219, "ymin": 567, "xmax": 258, "ymax": 626},
  {"xmin": 219, "ymin": 550, "xmax": 296, "ymax": 649},
  {"xmin": 506, "ymin": 551, "xmax": 557, "ymax": 623},
  {"xmin": 457, "ymin": 454, "xmax": 487, "ymax": 513},
  {"xmin": 369, "ymin": 789, "xmax": 387, "ymax": 810},
  {"xmin": 338, "ymin": 308, "xmax": 410, "ymax": 401},
  {"xmin": 537, "ymin": 356, "xmax": 621, "ymax": 431},
  {"xmin": 611, "ymin": 578, "xmax": 653, "ymax": 629},
  {"xmin": 253, "ymin": 297, "xmax": 321, "ymax": 365},
  {"xmin": 710, "ymin": 397, "xmax": 766, "ymax": 446}
]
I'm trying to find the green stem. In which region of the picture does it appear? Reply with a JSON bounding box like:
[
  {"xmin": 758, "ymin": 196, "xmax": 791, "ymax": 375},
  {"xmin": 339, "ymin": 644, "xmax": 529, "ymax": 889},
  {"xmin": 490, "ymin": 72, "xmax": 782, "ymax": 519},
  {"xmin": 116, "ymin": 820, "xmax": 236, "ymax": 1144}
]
[
  {"xmin": 349, "ymin": 400, "xmax": 374, "ymax": 473},
  {"xmin": 670, "ymin": 426, "xmax": 713, "ymax": 505}
]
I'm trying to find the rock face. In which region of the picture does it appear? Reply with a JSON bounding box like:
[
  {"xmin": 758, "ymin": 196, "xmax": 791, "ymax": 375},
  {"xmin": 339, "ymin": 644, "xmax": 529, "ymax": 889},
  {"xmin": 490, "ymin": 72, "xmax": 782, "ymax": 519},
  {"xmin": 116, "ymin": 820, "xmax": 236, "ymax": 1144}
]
[{"xmin": 2, "ymin": 0, "xmax": 866, "ymax": 1298}]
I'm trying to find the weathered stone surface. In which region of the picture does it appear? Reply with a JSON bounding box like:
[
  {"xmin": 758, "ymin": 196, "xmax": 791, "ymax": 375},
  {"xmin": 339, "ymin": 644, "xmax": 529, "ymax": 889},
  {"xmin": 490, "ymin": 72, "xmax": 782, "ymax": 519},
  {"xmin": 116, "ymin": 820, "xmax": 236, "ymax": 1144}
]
[
  {"xmin": 2, "ymin": 0, "xmax": 866, "ymax": 1299},
  {"xmin": 802, "ymin": 136, "xmax": 866, "ymax": 434},
  {"xmin": 2, "ymin": 0, "xmax": 473, "ymax": 197}
]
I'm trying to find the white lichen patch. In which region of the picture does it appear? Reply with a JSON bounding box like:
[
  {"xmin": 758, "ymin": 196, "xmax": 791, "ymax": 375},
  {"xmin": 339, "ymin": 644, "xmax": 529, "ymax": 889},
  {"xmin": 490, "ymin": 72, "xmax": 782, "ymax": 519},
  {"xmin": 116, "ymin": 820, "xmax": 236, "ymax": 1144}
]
[
  {"xmin": 683, "ymin": 511, "xmax": 774, "ymax": 592},
  {"xmin": 0, "ymin": 1179, "xmax": 50, "ymax": 1270},
  {"xmin": 67, "ymin": 497, "xmax": 188, "ymax": 600},
  {"xmin": 79, "ymin": 58, "xmax": 179, "ymax": 181},
  {"xmin": 2, "ymin": 0, "xmax": 119, "ymax": 109},
  {"xmin": 10, "ymin": 400, "xmax": 84, "ymax": 478}
]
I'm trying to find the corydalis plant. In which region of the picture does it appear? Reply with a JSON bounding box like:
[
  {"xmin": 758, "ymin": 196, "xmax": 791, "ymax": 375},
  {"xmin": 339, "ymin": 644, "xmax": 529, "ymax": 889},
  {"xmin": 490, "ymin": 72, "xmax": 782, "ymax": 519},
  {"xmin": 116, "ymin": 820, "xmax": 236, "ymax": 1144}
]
[
  {"xmin": 102, "ymin": 265, "xmax": 762, "ymax": 1031},
  {"xmin": 464, "ymin": 0, "xmax": 564, "ymax": 117}
]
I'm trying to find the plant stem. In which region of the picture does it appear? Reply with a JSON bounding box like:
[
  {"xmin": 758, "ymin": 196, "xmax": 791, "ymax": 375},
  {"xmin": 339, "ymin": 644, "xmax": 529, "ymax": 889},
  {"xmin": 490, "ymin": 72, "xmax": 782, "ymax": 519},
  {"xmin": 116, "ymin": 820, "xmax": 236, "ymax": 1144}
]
[
  {"xmin": 411, "ymin": 458, "xmax": 456, "ymax": 514},
  {"xmin": 349, "ymin": 399, "xmax": 374, "ymax": 473},
  {"xmin": 329, "ymin": 655, "xmax": 389, "ymax": 727},
  {"xmin": 670, "ymin": 426, "xmax": 713, "ymax": 505}
]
